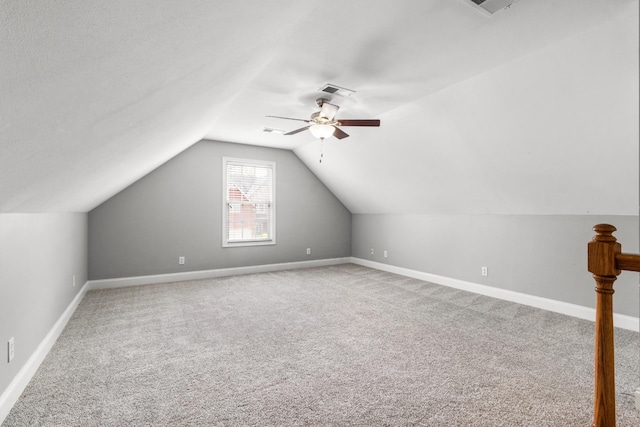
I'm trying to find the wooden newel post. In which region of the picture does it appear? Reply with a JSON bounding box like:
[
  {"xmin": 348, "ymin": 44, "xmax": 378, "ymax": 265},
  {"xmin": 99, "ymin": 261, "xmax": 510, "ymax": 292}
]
[{"xmin": 588, "ymin": 224, "xmax": 621, "ymax": 427}]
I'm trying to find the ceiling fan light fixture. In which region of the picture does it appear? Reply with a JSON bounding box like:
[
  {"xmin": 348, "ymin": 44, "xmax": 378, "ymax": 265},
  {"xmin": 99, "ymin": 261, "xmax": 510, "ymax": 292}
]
[{"xmin": 309, "ymin": 124, "xmax": 335, "ymax": 139}]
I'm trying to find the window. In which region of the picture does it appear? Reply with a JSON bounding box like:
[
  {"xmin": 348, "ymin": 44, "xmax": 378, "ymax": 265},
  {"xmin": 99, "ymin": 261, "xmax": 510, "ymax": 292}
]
[{"xmin": 222, "ymin": 158, "xmax": 275, "ymax": 247}]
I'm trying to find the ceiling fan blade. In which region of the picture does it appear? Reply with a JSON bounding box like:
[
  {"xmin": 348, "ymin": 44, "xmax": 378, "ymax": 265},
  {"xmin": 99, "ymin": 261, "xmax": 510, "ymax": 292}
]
[
  {"xmin": 333, "ymin": 126, "xmax": 349, "ymax": 140},
  {"xmin": 266, "ymin": 115, "xmax": 310, "ymax": 123},
  {"xmin": 319, "ymin": 102, "xmax": 340, "ymax": 120},
  {"xmin": 284, "ymin": 126, "xmax": 311, "ymax": 135},
  {"xmin": 338, "ymin": 119, "xmax": 380, "ymax": 127}
]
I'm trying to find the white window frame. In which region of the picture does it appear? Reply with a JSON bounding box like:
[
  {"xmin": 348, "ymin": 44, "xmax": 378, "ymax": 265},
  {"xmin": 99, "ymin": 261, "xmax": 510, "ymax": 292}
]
[{"xmin": 222, "ymin": 157, "xmax": 276, "ymax": 247}]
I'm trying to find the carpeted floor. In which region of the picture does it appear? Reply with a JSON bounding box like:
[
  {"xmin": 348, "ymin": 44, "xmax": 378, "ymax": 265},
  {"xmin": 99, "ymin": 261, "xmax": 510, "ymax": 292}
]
[{"xmin": 3, "ymin": 264, "xmax": 640, "ymax": 426}]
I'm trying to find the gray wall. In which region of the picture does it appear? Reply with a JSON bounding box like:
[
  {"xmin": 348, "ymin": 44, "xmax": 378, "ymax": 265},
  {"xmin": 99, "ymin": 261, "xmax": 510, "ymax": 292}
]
[
  {"xmin": 0, "ymin": 213, "xmax": 88, "ymax": 395},
  {"xmin": 352, "ymin": 214, "xmax": 639, "ymax": 317},
  {"xmin": 89, "ymin": 140, "xmax": 352, "ymax": 280}
]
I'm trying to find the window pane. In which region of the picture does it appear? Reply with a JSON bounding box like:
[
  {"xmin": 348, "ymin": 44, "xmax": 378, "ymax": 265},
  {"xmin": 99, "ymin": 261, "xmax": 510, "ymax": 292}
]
[
  {"xmin": 227, "ymin": 202, "xmax": 272, "ymax": 241},
  {"xmin": 223, "ymin": 159, "xmax": 275, "ymax": 246}
]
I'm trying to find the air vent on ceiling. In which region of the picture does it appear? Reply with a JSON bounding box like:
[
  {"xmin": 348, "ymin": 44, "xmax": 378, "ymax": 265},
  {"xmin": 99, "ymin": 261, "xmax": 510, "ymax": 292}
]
[
  {"xmin": 318, "ymin": 83, "xmax": 355, "ymax": 97},
  {"xmin": 463, "ymin": 0, "xmax": 516, "ymax": 15},
  {"xmin": 262, "ymin": 127, "xmax": 284, "ymax": 134}
]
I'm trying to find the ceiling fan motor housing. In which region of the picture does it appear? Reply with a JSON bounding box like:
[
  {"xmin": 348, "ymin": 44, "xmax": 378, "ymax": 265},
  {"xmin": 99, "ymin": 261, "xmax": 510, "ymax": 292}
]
[{"xmin": 310, "ymin": 111, "xmax": 335, "ymax": 124}]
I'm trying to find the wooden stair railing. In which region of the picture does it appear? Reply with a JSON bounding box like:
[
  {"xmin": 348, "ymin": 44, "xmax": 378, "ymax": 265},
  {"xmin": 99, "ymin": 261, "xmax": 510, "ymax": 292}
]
[{"xmin": 588, "ymin": 224, "xmax": 640, "ymax": 427}]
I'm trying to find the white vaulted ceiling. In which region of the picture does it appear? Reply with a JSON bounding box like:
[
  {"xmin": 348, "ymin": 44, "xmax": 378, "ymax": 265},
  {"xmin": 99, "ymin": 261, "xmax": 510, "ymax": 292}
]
[{"xmin": 1, "ymin": 0, "xmax": 638, "ymax": 214}]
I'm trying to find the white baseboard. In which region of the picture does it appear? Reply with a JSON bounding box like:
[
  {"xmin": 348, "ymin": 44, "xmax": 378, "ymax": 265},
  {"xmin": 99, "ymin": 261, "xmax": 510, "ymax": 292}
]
[
  {"xmin": 350, "ymin": 257, "xmax": 639, "ymax": 332},
  {"xmin": 0, "ymin": 282, "xmax": 90, "ymax": 425},
  {"xmin": 87, "ymin": 257, "xmax": 352, "ymax": 290}
]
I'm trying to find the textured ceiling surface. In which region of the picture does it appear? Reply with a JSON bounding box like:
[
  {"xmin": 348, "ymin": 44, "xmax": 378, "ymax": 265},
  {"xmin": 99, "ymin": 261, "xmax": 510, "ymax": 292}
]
[{"xmin": 1, "ymin": 0, "xmax": 638, "ymax": 214}]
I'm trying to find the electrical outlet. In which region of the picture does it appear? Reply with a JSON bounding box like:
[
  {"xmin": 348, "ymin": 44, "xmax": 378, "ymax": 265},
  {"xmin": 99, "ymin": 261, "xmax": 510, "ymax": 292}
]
[
  {"xmin": 481, "ymin": 266, "xmax": 488, "ymax": 277},
  {"xmin": 370, "ymin": 248, "xmax": 374, "ymax": 255},
  {"xmin": 72, "ymin": 275, "xmax": 76, "ymax": 287},
  {"xmin": 8, "ymin": 337, "xmax": 14, "ymax": 363},
  {"xmin": 178, "ymin": 256, "xmax": 185, "ymax": 265},
  {"xmin": 383, "ymin": 250, "xmax": 388, "ymax": 258},
  {"xmin": 306, "ymin": 248, "xmax": 311, "ymax": 255}
]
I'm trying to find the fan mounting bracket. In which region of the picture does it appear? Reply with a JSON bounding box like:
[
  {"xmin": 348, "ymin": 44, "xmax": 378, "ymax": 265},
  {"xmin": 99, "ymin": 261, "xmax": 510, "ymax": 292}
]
[{"xmin": 315, "ymin": 97, "xmax": 331, "ymax": 107}]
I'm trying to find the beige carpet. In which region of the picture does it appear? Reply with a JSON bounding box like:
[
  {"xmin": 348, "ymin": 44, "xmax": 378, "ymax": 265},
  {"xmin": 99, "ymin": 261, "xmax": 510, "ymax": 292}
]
[{"xmin": 3, "ymin": 264, "xmax": 640, "ymax": 426}]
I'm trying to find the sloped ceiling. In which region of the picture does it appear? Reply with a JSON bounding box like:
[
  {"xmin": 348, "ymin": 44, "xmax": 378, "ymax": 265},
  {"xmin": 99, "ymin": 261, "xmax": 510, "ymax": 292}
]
[{"xmin": 1, "ymin": 0, "xmax": 637, "ymax": 214}]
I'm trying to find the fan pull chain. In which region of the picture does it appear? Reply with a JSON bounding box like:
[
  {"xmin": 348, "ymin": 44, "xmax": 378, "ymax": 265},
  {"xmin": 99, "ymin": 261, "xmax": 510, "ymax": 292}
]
[{"xmin": 319, "ymin": 138, "xmax": 324, "ymax": 163}]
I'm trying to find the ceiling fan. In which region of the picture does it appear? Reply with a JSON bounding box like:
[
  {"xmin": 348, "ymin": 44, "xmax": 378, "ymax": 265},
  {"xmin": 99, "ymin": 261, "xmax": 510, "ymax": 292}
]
[{"xmin": 266, "ymin": 98, "xmax": 380, "ymax": 140}]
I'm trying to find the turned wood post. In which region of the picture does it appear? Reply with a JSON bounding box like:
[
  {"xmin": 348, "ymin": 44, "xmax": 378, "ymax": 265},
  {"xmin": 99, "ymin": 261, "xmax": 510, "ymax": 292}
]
[{"xmin": 588, "ymin": 224, "xmax": 621, "ymax": 427}]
